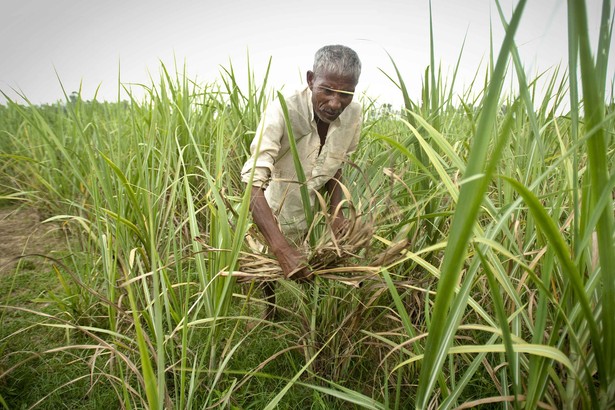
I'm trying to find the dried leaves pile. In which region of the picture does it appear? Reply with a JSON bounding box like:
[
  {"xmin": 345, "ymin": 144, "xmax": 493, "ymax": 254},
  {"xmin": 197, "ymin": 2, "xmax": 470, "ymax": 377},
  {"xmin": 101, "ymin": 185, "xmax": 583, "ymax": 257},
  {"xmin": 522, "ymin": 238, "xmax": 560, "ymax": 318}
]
[{"xmin": 222, "ymin": 206, "xmax": 410, "ymax": 287}]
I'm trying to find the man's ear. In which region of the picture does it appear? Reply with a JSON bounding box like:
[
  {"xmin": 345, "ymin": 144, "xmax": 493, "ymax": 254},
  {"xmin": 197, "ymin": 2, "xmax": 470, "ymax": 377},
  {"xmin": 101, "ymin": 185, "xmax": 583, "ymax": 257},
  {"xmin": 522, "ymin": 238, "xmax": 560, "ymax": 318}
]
[{"xmin": 306, "ymin": 71, "xmax": 314, "ymax": 89}]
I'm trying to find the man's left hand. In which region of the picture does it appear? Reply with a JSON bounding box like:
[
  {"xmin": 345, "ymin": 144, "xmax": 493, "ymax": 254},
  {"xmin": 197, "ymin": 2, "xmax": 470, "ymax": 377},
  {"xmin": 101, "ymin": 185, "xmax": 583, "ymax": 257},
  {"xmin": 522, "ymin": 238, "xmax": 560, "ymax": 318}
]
[{"xmin": 332, "ymin": 215, "xmax": 349, "ymax": 238}]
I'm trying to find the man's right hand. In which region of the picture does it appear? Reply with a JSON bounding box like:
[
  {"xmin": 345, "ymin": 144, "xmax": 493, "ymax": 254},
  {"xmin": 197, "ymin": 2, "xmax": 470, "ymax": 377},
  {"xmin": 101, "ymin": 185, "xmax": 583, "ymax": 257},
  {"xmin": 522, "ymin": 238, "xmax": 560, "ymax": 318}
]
[
  {"xmin": 249, "ymin": 188, "xmax": 312, "ymax": 281},
  {"xmin": 276, "ymin": 246, "xmax": 312, "ymax": 281}
]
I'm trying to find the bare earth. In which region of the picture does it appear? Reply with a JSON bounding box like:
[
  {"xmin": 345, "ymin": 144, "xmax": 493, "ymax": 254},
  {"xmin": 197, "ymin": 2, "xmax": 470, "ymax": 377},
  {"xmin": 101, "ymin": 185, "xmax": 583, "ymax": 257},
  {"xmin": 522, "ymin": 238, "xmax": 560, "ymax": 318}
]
[{"xmin": 0, "ymin": 205, "xmax": 62, "ymax": 272}]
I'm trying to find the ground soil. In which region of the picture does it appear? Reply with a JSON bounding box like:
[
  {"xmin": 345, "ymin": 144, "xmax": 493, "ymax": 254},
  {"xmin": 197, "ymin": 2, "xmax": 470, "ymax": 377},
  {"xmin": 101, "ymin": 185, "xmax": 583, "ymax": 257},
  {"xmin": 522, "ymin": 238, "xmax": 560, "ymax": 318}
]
[{"xmin": 0, "ymin": 204, "xmax": 63, "ymax": 273}]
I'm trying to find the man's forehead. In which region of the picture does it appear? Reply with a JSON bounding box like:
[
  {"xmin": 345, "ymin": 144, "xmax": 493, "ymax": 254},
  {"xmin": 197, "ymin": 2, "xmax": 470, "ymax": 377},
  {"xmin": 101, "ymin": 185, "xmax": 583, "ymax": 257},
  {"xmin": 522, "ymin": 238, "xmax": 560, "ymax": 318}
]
[
  {"xmin": 318, "ymin": 85, "xmax": 355, "ymax": 96},
  {"xmin": 314, "ymin": 72, "xmax": 357, "ymax": 91}
]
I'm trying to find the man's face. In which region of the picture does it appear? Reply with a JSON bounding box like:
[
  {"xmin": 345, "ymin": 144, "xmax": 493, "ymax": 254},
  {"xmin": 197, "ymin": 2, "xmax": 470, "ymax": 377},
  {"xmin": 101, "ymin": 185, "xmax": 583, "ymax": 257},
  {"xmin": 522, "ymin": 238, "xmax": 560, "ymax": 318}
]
[{"xmin": 307, "ymin": 70, "xmax": 358, "ymax": 124}]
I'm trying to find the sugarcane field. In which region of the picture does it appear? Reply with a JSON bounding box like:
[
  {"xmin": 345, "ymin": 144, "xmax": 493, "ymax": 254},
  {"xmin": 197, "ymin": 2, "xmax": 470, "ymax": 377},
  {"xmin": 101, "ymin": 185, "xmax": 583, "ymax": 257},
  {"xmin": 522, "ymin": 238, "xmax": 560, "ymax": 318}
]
[{"xmin": 1, "ymin": 1, "xmax": 614, "ymax": 409}]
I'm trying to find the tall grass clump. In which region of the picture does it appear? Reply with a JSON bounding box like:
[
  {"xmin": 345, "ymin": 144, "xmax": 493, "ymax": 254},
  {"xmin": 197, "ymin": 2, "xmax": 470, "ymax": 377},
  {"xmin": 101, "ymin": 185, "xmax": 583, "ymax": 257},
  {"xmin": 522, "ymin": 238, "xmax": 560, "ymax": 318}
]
[
  {"xmin": 0, "ymin": 63, "xmax": 272, "ymax": 408},
  {"xmin": 0, "ymin": 0, "xmax": 613, "ymax": 408},
  {"xmin": 372, "ymin": 0, "xmax": 615, "ymax": 408}
]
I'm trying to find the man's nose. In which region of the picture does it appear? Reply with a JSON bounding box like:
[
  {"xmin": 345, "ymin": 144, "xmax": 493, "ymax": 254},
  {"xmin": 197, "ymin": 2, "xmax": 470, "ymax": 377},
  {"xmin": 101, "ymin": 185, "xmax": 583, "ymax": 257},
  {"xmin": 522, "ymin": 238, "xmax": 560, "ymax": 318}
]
[{"xmin": 329, "ymin": 94, "xmax": 342, "ymax": 111}]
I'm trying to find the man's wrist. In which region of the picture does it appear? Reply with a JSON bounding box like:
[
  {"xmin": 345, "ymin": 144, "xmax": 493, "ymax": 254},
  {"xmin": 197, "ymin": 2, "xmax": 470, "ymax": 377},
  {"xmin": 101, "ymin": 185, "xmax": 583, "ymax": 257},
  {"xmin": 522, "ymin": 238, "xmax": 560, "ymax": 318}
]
[{"xmin": 270, "ymin": 241, "xmax": 294, "ymax": 259}]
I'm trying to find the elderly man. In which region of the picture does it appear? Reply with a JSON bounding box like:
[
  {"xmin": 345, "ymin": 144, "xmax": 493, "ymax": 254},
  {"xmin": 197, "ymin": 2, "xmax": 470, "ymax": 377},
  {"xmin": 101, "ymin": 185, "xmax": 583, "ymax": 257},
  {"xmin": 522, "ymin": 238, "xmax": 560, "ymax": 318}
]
[{"xmin": 241, "ymin": 45, "xmax": 362, "ymax": 316}]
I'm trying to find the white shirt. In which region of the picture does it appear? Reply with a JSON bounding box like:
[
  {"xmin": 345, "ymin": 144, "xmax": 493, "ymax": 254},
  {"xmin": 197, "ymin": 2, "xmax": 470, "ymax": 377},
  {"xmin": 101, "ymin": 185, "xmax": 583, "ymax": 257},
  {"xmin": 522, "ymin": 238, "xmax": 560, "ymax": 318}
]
[{"xmin": 241, "ymin": 86, "xmax": 362, "ymax": 236}]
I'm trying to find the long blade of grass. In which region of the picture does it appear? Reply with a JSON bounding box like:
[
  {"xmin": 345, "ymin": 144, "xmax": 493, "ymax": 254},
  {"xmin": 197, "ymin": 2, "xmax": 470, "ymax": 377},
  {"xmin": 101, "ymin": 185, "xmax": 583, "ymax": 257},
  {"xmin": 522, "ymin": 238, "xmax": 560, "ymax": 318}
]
[
  {"xmin": 477, "ymin": 248, "xmax": 521, "ymax": 407},
  {"xmin": 398, "ymin": 343, "xmax": 575, "ymax": 373},
  {"xmin": 502, "ymin": 175, "xmax": 604, "ymax": 385},
  {"xmin": 570, "ymin": 0, "xmax": 615, "ymax": 392},
  {"xmin": 494, "ymin": 0, "xmax": 544, "ymax": 160},
  {"xmin": 297, "ymin": 379, "xmax": 386, "ymax": 409},
  {"xmin": 277, "ymin": 92, "xmax": 314, "ymax": 240},
  {"xmin": 263, "ymin": 332, "xmax": 337, "ymax": 410},
  {"xmin": 416, "ymin": 1, "xmax": 527, "ymax": 407}
]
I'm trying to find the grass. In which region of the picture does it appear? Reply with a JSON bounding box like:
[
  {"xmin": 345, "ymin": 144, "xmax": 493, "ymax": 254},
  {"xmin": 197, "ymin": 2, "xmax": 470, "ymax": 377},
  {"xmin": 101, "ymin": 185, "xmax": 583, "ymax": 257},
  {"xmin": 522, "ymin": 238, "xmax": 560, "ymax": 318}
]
[
  {"xmin": 0, "ymin": 220, "xmax": 119, "ymax": 409},
  {"xmin": 1, "ymin": 0, "xmax": 614, "ymax": 408}
]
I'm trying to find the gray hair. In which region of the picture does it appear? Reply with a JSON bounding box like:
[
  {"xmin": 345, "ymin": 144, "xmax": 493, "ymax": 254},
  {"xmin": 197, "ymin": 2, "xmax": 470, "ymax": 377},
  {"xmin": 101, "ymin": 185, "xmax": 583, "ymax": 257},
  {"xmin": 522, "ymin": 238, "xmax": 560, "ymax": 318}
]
[{"xmin": 313, "ymin": 45, "xmax": 361, "ymax": 82}]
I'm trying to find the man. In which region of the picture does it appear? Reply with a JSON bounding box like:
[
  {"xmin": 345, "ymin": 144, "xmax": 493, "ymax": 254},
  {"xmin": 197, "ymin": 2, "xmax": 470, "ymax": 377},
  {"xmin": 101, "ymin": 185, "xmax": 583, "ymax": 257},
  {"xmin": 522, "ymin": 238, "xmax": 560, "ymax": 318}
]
[{"xmin": 241, "ymin": 45, "xmax": 362, "ymax": 316}]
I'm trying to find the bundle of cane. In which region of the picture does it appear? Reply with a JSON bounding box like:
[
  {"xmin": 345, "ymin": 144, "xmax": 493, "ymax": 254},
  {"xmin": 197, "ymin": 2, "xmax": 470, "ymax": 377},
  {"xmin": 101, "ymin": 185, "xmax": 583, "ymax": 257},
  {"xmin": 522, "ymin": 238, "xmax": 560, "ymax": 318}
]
[{"xmin": 224, "ymin": 190, "xmax": 411, "ymax": 286}]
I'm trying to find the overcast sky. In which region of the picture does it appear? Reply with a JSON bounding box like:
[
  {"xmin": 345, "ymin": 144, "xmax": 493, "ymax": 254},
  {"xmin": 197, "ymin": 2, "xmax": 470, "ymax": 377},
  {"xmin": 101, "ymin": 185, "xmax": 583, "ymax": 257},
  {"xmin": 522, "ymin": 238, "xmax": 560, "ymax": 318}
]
[{"xmin": 0, "ymin": 0, "xmax": 611, "ymax": 107}]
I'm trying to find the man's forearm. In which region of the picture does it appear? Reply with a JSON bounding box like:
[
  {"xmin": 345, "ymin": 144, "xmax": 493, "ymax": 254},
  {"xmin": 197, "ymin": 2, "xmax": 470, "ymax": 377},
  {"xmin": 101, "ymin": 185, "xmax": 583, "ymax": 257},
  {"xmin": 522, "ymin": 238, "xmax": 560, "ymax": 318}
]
[
  {"xmin": 326, "ymin": 169, "xmax": 349, "ymax": 236},
  {"xmin": 249, "ymin": 187, "xmax": 311, "ymax": 279},
  {"xmin": 325, "ymin": 168, "xmax": 344, "ymax": 215},
  {"xmin": 249, "ymin": 188, "xmax": 291, "ymax": 255}
]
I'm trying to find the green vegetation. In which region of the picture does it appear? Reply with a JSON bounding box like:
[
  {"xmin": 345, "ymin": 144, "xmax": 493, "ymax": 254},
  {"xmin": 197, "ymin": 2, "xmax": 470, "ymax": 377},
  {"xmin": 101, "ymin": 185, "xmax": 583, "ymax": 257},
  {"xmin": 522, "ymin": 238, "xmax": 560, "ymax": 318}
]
[{"xmin": 1, "ymin": 1, "xmax": 614, "ymax": 408}]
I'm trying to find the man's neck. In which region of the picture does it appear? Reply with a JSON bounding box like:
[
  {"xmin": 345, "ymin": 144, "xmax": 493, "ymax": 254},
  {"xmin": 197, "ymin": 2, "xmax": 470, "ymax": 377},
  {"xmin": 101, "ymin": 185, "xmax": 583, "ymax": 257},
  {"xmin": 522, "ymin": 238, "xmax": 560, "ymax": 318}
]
[{"xmin": 315, "ymin": 116, "xmax": 329, "ymax": 146}]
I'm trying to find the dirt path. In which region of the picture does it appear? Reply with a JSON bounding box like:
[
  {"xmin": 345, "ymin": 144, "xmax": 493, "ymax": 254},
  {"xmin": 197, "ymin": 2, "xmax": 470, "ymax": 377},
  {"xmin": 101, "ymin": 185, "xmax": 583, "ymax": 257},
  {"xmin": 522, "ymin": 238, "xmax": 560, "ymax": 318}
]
[{"xmin": 0, "ymin": 205, "xmax": 62, "ymax": 272}]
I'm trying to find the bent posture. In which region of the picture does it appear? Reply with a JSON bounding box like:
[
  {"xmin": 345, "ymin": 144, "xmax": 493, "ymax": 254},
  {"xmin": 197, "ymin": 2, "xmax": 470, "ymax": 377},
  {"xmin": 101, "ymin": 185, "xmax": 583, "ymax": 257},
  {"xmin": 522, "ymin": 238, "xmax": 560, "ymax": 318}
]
[{"xmin": 241, "ymin": 44, "xmax": 362, "ymax": 317}]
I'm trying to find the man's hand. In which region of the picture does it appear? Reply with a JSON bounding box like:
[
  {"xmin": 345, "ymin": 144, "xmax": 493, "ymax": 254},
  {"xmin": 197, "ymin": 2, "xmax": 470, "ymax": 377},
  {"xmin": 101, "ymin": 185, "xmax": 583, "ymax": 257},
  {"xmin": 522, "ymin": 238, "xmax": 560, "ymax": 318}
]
[
  {"xmin": 326, "ymin": 168, "xmax": 350, "ymax": 239},
  {"xmin": 249, "ymin": 188, "xmax": 312, "ymax": 281},
  {"xmin": 331, "ymin": 214, "xmax": 349, "ymax": 238},
  {"xmin": 275, "ymin": 245, "xmax": 312, "ymax": 281}
]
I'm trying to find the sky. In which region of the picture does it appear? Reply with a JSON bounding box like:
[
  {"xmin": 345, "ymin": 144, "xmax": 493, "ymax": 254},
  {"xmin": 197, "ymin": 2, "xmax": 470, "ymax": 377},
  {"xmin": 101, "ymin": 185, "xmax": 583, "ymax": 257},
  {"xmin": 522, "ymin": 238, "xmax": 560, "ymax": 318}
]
[{"xmin": 0, "ymin": 0, "xmax": 611, "ymax": 108}]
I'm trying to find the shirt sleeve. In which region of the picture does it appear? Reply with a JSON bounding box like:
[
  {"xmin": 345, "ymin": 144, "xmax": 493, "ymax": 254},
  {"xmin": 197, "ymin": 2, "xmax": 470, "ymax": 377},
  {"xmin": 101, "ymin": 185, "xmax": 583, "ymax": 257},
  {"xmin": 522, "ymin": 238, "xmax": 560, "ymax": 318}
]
[{"xmin": 241, "ymin": 100, "xmax": 285, "ymax": 188}]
